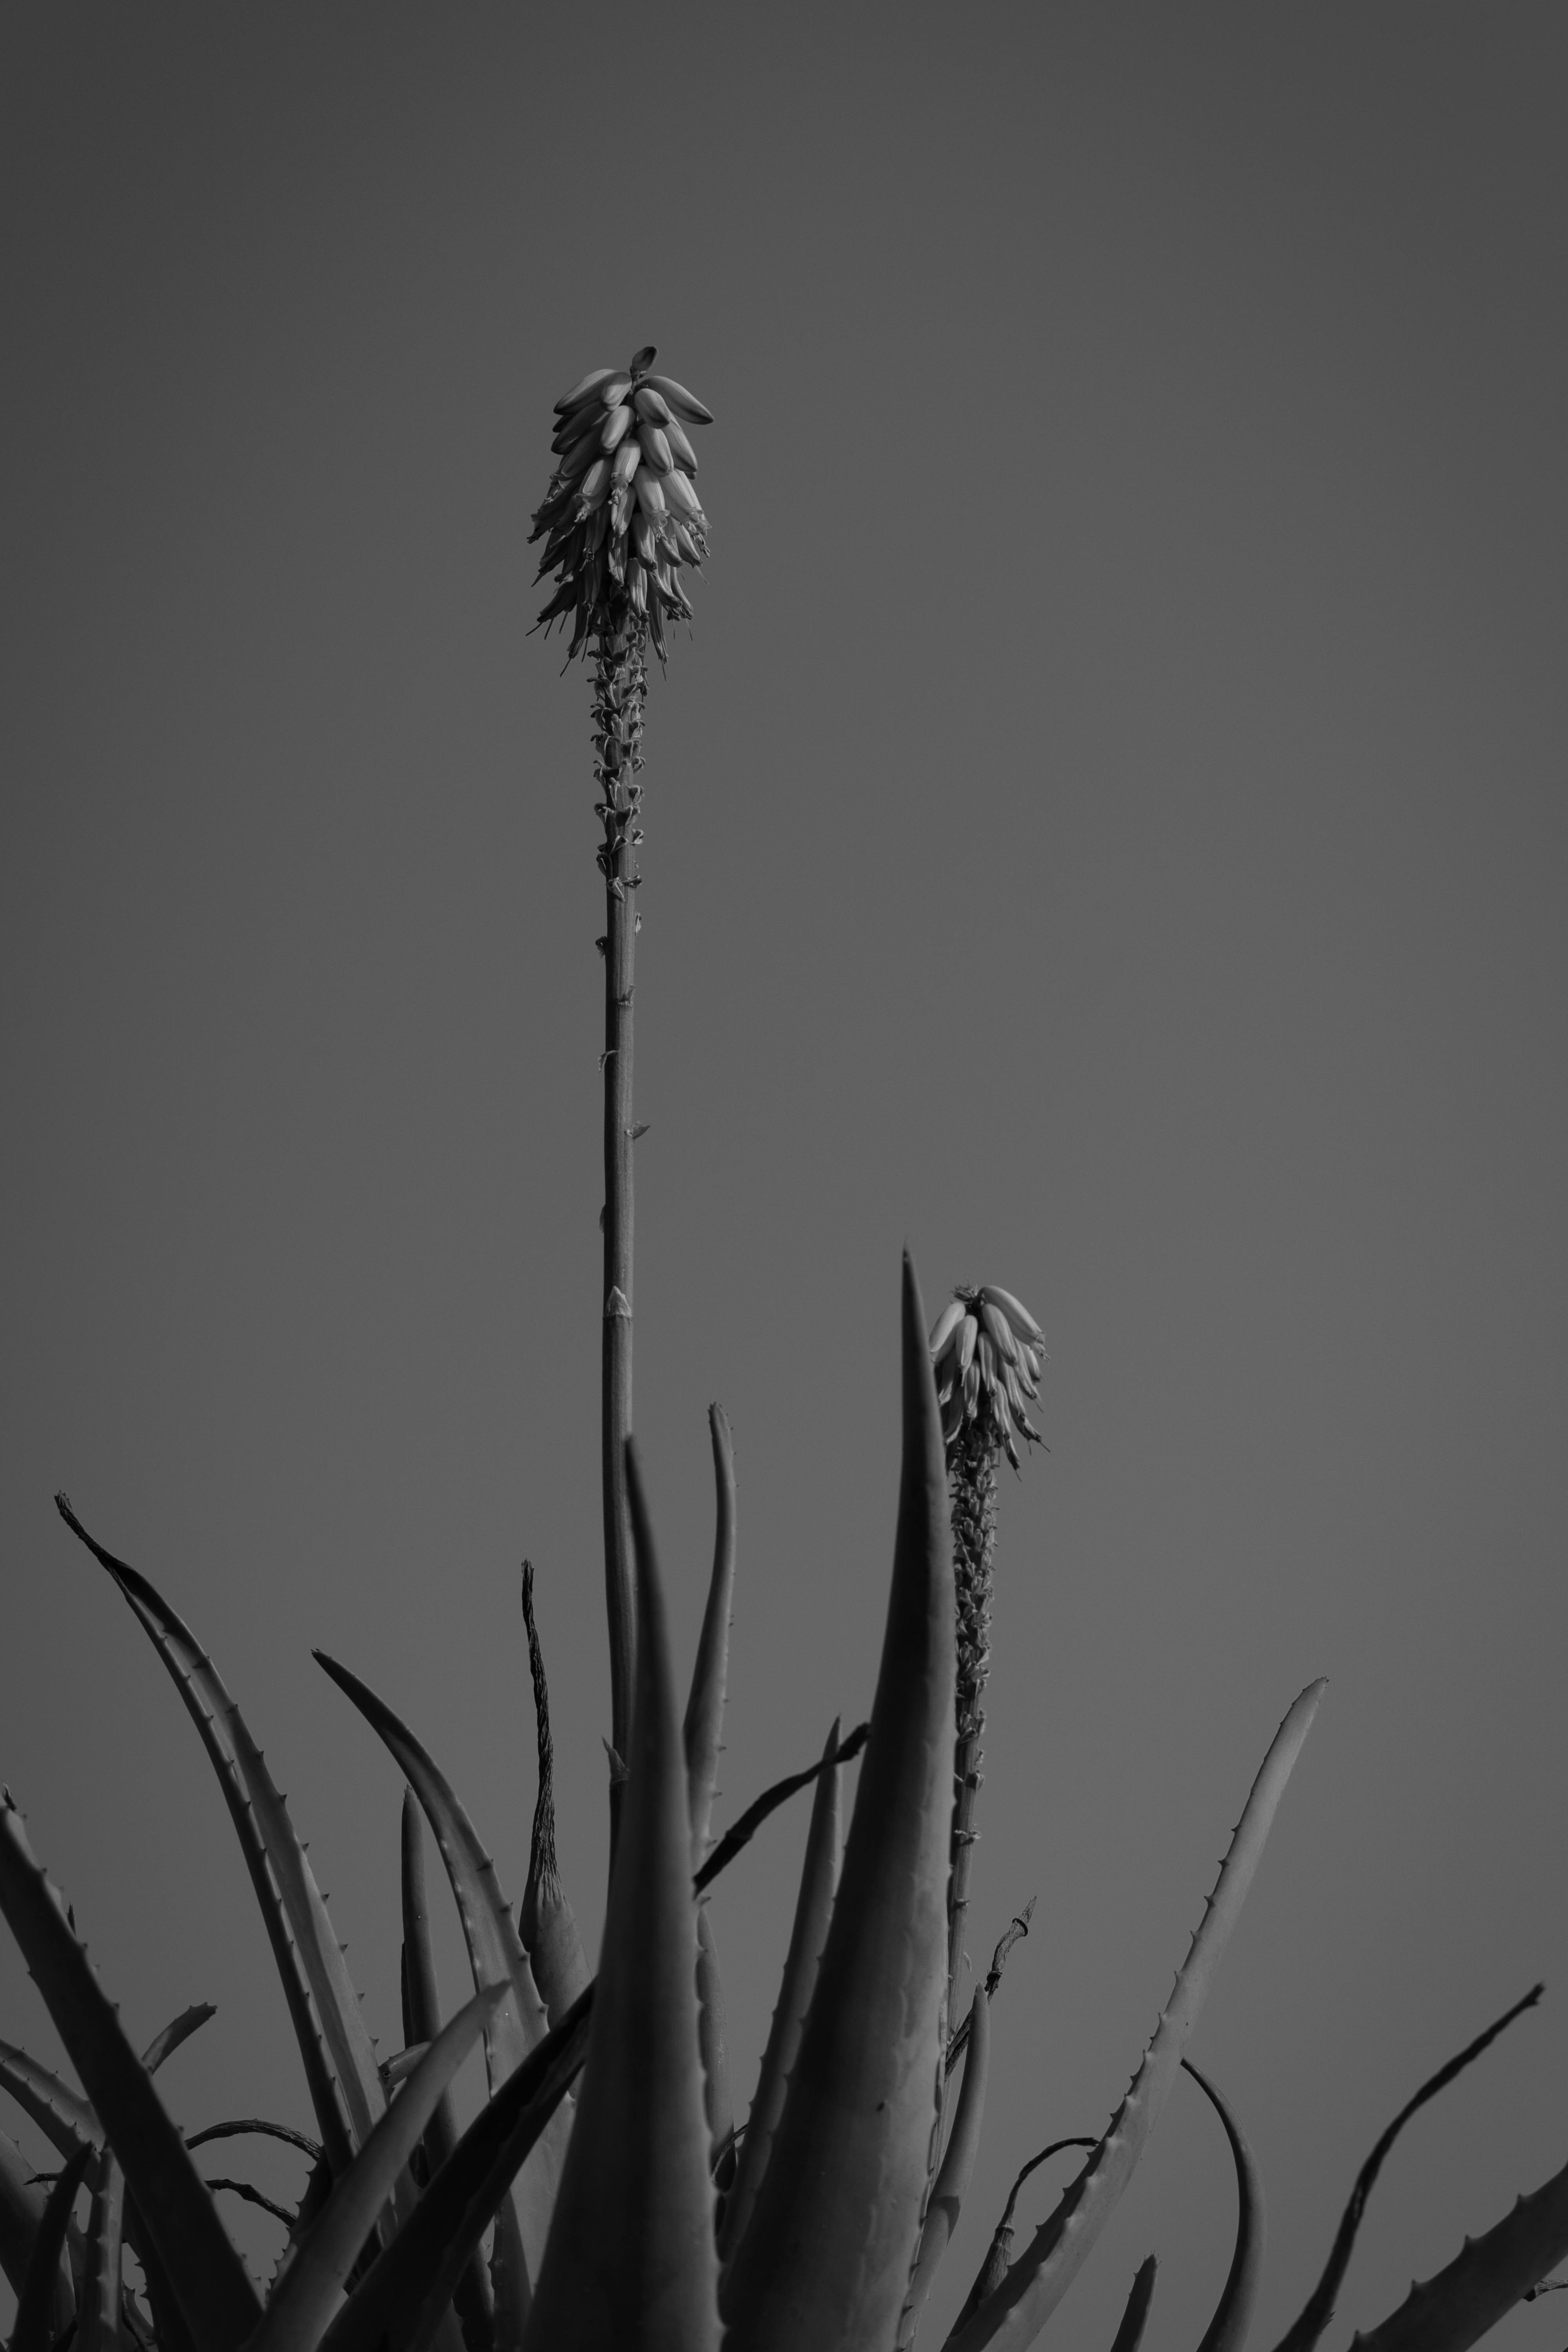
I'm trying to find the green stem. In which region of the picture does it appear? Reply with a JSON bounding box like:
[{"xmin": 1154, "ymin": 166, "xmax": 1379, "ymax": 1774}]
[{"xmin": 592, "ymin": 624, "xmax": 648, "ymax": 1794}]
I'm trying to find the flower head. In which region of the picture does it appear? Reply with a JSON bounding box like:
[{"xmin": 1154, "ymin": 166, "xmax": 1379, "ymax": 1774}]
[
  {"xmin": 530, "ymin": 346, "xmax": 713, "ymax": 663},
  {"xmin": 930, "ymin": 1284, "xmax": 1045, "ymax": 1467}
]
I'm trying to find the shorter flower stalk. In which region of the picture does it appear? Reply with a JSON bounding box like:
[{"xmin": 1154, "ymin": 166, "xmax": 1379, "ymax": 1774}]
[{"xmin": 930, "ymin": 1284, "xmax": 1046, "ymax": 2013}]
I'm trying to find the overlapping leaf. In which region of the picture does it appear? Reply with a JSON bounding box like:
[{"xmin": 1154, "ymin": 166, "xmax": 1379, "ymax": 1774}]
[
  {"xmin": 519, "ymin": 1439, "xmax": 720, "ymax": 2351},
  {"xmin": 946, "ymin": 1679, "xmax": 1325, "ymax": 2352},
  {"xmin": 0, "ymin": 1797, "xmax": 261, "ymax": 2352},
  {"xmin": 722, "ymin": 1252, "xmax": 954, "ymax": 2352}
]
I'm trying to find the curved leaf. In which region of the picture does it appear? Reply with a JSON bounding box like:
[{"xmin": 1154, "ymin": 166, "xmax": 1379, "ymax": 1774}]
[
  {"xmin": 693, "ymin": 1721, "xmax": 867, "ymax": 1896},
  {"xmin": 142, "ymin": 2006, "xmax": 216, "ymax": 2077},
  {"xmin": 1183, "ymin": 2063, "xmax": 1265, "ymax": 2352},
  {"xmin": 949, "ymin": 2143, "xmax": 1107, "ymax": 2336},
  {"xmin": 684, "ymin": 1403, "xmax": 737, "ymax": 1867},
  {"xmin": 900, "ymin": 1985, "xmax": 992, "ymax": 2347},
  {"xmin": 695, "ymin": 1900, "xmax": 733, "ymax": 2166},
  {"xmin": 1349, "ymin": 2148, "xmax": 1568, "ymax": 2352},
  {"xmin": 186, "ymin": 2119, "xmax": 324, "ymax": 2162},
  {"xmin": 717, "ymin": 1718, "xmax": 842, "ymax": 2268},
  {"xmin": 1109, "ymin": 2259, "xmax": 1159, "ymax": 2352},
  {"xmin": 0, "ymin": 1798, "xmax": 261, "ymax": 2352},
  {"xmin": 78, "ymin": 2142, "xmax": 128, "ymax": 2352},
  {"xmin": 123, "ymin": 2189, "xmax": 198, "ymax": 2352},
  {"xmin": 318, "ymin": 1990, "xmax": 592, "ymax": 2352},
  {"xmin": 401, "ymin": 1791, "xmax": 496, "ymax": 2352},
  {"xmin": 518, "ymin": 1566, "xmax": 590, "ymax": 2027},
  {"xmin": 312, "ymin": 1658, "xmax": 549, "ymax": 2069},
  {"xmin": 54, "ymin": 1496, "xmax": 361, "ymax": 2172},
  {"xmin": 249, "ymin": 1987, "xmax": 504, "ymax": 2352},
  {"xmin": 0, "ymin": 2040, "xmax": 101, "ymax": 2155},
  {"xmin": 722, "ymin": 1252, "xmax": 955, "ymax": 2352},
  {"xmin": 311, "ymin": 1651, "xmax": 563, "ymax": 2303},
  {"xmin": 83, "ymin": 1997, "xmax": 208, "ymax": 2352},
  {"xmin": 687, "ymin": 1406, "xmax": 739, "ymax": 2174},
  {"xmin": 11, "ymin": 2142, "xmax": 92, "ymax": 2352},
  {"xmin": 1270, "ymin": 1986, "xmax": 1543, "ymax": 2352},
  {"xmin": 520, "ymin": 1438, "xmax": 720, "ymax": 2351},
  {"xmin": 0, "ymin": 2007, "xmax": 214, "ymax": 2352},
  {"xmin": 0, "ymin": 2127, "xmax": 75, "ymax": 2334},
  {"xmin": 947, "ymin": 1679, "xmax": 1325, "ymax": 2352}
]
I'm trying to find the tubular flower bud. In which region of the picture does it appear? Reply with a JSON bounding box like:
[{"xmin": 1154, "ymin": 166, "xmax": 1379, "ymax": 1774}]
[{"xmin": 532, "ymin": 345, "xmax": 712, "ymax": 662}]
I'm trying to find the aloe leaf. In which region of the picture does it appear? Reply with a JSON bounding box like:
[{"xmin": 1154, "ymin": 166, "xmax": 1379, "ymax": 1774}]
[
  {"xmin": 488, "ymin": 2193, "xmax": 532, "ymax": 2352},
  {"xmin": 53, "ymin": 1496, "xmax": 359, "ymax": 2172},
  {"xmin": 249, "ymin": 1986, "xmax": 505, "ymax": 2352},
  {"xmin": 692, "ymin": 1721, "xmax": 868, "ymax": 1895},
  {"xmin": 967, "ymin": 2143, "xmax": 1106, "ymax": 2332},
  {"xmin": 78, "ymin": 2142, "xmax": 128, "ymax": 2352},
  {"xmin": 1347, "ymin": 2145, "xmax": 1568, "ymax": 2352},
  {"xmin": 123, "ymin": 2190, "xmax": 199, "ymax": 2352},
  {"xmin": 1109, "ymin": 2258, "xmax": 1159, "ymax": 2352},
  {"xmin": 684, "ymin": 1402, "xmax": 737, "ymax": 1868},
  {"xmin": 0, "ymin": 1799, "xmax": 261, "ymax": 2352},
  {"xmin": 10, "ymin": 2141, "xmax": 91, "ymax": 2352},
  {"xmin": 186, "ymin": 2120, "xmax": 325, "ymax": 2162},
  {"xmin": 950, "ymin": 2143, "xmax": 1101, "ymax": 2337},
  {"xmin": 1183, "ymin": 2063, "xmax": 1265, "ymax": 2352},
  {"xmin": 1270, "ymin": 1985, "xmax": 1542, "ymax": 2352},
  {"xmin": 318, "ymin": 1990, "xmax": 592, "ymax": 2352},
  {"xmin": 722, "ymin": 1252, "xmax": 955, "ymax": 2352},
  {"xmin": 687, "ymin": 1406, "xmax": 739, "ymax": 2172},
  {"xmin": 141, "ymin": 2006, "xmax": 216, "ymax": 2076},
  {"xmin": 312, "ymin": 1658, "xmax": 550, "ymax": 2067},
  {"xmin": 0, "ymin": 2127, "xmax": 75, "ymax": 2333},
  {"xmin": 695, "ymin": 1899, "xmax": 734, "ymax": 2168},
  {"xmin": 717, "ymin": 1720, "xmax": 843, "ymax": 2269},
  {"xmin": 947, "ymin": 1678, "xmax": 1326, "ymax": 2352},
  {"xmin": 0, "ymin": 2040, "xmax": 101, "ymax": 2155},
  {"xmin": 401, "ymin": 1791, "xmax": 497, "ymax": 2352},
  {"xmin": 900, "ymin": 1985, "xmax": 993, "ymax": 2347},
  {"xmin": 520, "ymin": 1438, "xmax": 721, "ymax": 2350},
  {"xmin": 75, "ymin": 2017, "xmax": 202, "ymax": 2352},
  {"xmin": 518, "ymin": 1566, "xmax": 590, "ymax": 2026},
  {"xmin": 311, "ymin": 1653, "xmax": 564, "ymax": 2303}
]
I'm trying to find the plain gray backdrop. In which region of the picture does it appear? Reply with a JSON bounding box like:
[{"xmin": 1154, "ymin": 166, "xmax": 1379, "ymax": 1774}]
[{"xmin": 2, "ymin": 9, "xmax": 1565, "ymax": 2350}]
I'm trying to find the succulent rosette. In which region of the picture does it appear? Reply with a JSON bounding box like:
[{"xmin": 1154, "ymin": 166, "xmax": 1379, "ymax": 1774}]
[
  {"xmin": 530, "ymin": 344, "xmax": 712, "ymax": 662},
  {"xmin": 929, "ymin": 1283, "xmax": 1045, "ymax": 1469}
]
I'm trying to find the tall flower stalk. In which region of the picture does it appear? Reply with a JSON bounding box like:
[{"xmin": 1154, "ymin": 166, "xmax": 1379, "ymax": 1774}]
[
  {"xmin": 530, "ymin": 345, "xmax": 713, "ymax": 1775},
  {"xmin": 930, "ymin": 1283, "xmax": 1046, "ymax": 2011}
]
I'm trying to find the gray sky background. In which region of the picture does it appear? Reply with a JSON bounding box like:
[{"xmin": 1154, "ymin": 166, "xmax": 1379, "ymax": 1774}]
[{"xmin": 2, "ymin": 9, "xmax": 1566, "ymax": 2350}]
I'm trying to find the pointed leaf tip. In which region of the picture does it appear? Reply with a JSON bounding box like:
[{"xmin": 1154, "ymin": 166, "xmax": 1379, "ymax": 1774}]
[{"xmin": 1108, "ymin": 2259, "xmax": 1159, "ymax": 2352}]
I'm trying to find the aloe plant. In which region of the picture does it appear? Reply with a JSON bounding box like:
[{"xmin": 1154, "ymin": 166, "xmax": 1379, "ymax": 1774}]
[
  {"xmin": 15, "ymin": 1249, "xmax": 1563, "ymax": 2352},
  {"xmin": 4, "ymin": 349, "xmax": 1565, "ymax": 2352}
]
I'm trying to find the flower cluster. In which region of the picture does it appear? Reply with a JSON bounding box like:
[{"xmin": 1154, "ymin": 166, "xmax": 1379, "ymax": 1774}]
[
  {"xmin": 929, "ymin": 1284, "xmax": 1045, "ymax": 1468},
  {"xmin": 530, "ymin": 345, "xmax": 712, "ymax": 662}
]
